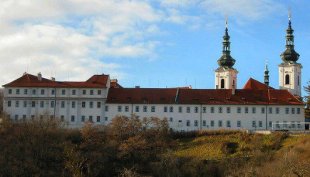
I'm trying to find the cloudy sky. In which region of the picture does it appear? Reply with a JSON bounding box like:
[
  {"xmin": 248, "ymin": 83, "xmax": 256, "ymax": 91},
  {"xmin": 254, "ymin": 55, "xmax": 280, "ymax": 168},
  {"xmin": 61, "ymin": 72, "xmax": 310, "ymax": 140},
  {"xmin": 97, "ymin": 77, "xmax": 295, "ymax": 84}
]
[{"xmin": 0, "ymin": 0, "xmax": 309, "ymax": 95}]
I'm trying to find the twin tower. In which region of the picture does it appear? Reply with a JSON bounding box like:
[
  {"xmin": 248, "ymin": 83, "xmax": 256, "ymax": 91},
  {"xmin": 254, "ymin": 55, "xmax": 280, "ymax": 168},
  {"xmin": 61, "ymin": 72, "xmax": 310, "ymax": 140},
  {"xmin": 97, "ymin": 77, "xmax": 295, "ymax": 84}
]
[{"xmin": 215, "ymin": 17, "xmax": 302, "ymax": 97}]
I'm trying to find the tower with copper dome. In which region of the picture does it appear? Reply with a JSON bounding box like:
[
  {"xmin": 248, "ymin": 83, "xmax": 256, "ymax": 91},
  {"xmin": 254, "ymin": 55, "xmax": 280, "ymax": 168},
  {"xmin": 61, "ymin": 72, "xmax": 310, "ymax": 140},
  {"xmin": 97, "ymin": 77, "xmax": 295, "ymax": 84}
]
[
  {"xmin": 215, "ymin": 20, "xmax": 238, "ymax": 90},
  {"xmin": 279, "ymin": 13, "xmax": 302, "ymax": 96}
]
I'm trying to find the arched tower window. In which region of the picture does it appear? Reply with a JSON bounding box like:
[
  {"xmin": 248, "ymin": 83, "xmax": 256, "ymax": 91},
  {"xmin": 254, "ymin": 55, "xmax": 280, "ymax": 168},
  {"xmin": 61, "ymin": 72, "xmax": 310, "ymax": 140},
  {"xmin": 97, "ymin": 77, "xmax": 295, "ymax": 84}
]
[
  {"xmin": 221, "ymin": 79, "xmax": 225, "ymax": 89},
  {"xmin": 285, "ymin": 74, "xmax": 290, "ymax": 85}
]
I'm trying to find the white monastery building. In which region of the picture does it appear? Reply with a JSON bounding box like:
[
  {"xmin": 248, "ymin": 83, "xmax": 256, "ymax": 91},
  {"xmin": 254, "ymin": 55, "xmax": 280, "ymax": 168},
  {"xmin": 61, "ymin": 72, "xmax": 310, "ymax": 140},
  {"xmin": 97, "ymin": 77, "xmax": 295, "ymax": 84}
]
[{"xmin": 2, "ymin": 18, "xmax": 305, "ymax": 131}]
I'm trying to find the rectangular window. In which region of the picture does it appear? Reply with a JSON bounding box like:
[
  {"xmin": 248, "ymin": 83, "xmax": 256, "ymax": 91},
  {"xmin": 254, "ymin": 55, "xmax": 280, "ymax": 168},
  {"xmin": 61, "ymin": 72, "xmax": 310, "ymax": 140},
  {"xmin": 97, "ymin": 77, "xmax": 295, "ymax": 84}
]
[
  {"xmin": 178, "ymin": 106, "xmax": 182, "ymax": 113},
  {"xmin": 97, "ymin": 102, "xmax": 101, "ymax": 108},
  {"xmin": 245, "ymin": 107, "xmax": 249, "ymax": 114},
  {"xmin": 297, "ymin": 108, "xmax": 300, "ymax": 114},
  {"xmin": 269, "ymin": 107, "xmax": 272, "ymax": 114},
  {"xmin": 15, "ymin": 101, "xmax": 19, "ymax": 108},
  {"xmin": 8, "ymin": 89, "xmax": 12, "ymax": 94},
  {"xmin": 202, "ymin": 107, "xmax": 206, "ymax": 113},
  {"xmin": 194, "ymin": 107, "xmax": 199, "ymax": 113},
  {"xmin": 164, "ymin": 106, "xmax": 167, "ymax": 112},
  {"xmin": 125, "ymin": 106, "xmax": 129, "ymax": 112},
  {"xmin": 23, "ymin": 101, "xmax": 27, "ymax": 108},
  {"xmin": 218, "ymin": 120, "xmax": 222, "ymax": 127},
  {"xmin": 151, "ymin": 106, "xmax": 155, "ymax": 112},
  {"xmin": 71, "ymin": 115, "xmax": 75, "ymax": 122},
  {"xmin": 269, "ymin": 121, "xmax": 272, "ymax": 127},
  {"xmin": 259, "ymin": 121, "xmax": 263, "ymax": 128},
  {"xmin": 283, "ymin": 121, "xmax": 287, "ymax": 128},
  {"xmin": 105, "ymin": 117, "xmax": 108, "ymax": 121},
  {"xmin": 169, "ymin": 106, "xmax": 174, "ymax": 113},
  {"xmin": 135, "ymin": 106, "xmax": 139, "ymax": 112},
  {"xmin": 276, "ymin": 107, "xmax": 280, "ymax": 114},
  {"xmin": 50, "ymin": 101, "xmax": 54, "ymax": 108},
  {"xmin": 118, "ymin": 106, "xmax": 122, "ymax": 112},
  {"xmin": 211, "ymin": 107, "xmax": 214, "ymax": 113},
  {"xmin": 285, "ymin": 108, "xmax": 289, "ymax": 114},
  {"xmin": 16, "ymin": 89, "xmax": 20, "ymax": 95},
  {"xmin": 186, "ymin": 120, "xmax": 190, "ymax": 127},
  {"xmin": 105, "ymin": 105, "xmax": 109, "ymax": 112},
  {"xmin": 261, "ymin": 107, "xmax": 265, "ymax": 114},
  {"xmin": 72, "ymin": 90, "xmax": 76, "ymax": 95},
  {"xmin": 186, "ymin": 107, "xmax": 190, "ymax": 113},
  {"xmin": 97, "ymin": 116, "xmax": 100, "ymax": 122},
  {"xmin": 62, "ymin": 89, "xmax": 66, "ymax": 95},
  {"xmin": 32, "ymin": 101, "xmax": 35, "ymax": 108},
  {"xmin": 143, "ymin": 106, "xmax": 147, "ymax": 112},
  {"xmin": 169, "ymin": 117, "xmax": 173, "ymax": 122},
  {"xmin": 211, "ymin": 120, "xmax": 214, "ymax": 127},
  {"xmin": 89, "ymin": 116, "xmax": 93, "ymax": 122},
  {"xmin": 226, "ymin": 120, "xmax": 231, "ymax": 127},
  {"xmin": 32, "ymin": 89, "xmax": 36, "ymax": 95},
  {"xmin": 81, "ymin": 116, "xmax": 85, "ymax": 122},
  {"xmin": 218, "ymin": 107, "xmax": 222, "ymax": 113},
  {"xmin": 82, "ymin": 102, "xmax": 86, "ymax": 108},
  {"xmin": 72, "ymin": 101, "xmax": 76, "ymax": 108},
  {"xmin": 15, "ymin": 115, "xmax": 18, "ymax": 121},
  {"xmin": 194, "ymin": 120, "xmax": 198, "ymax": 127},
  {"xmin": 291, "ymin": 108, "xmax": 295, "ymax": 114},
  {"xmin": 51, "ymin": 89, "xmax": 55, "ymax": 95},
  {"xmin": 203, "ymin": 120, "xmax": 206, "ymax": 126},
  {"xmin": 61, "ymin": 115, "xmax": 64, "ymax": 122},
  {"xmin": 31, "ymin": 115, "xmax": 35, "ymax": 119},
  {"xmin": 24, "ymin": 89, "xmax": 28, "ymax": 95},
  {"xmin": 82, "ymin": 90, "xmax": 86, "ymax": 95},
  {"xmin": 237, "ymin": 107, "xmax": 241, "ymax": 113},
  {"xmin": 226, "ymin": 107, "xmax": 231, "ymax": 113},
  {"xmin": 252, "ymin": 107, "xmax": 256, "ymax": 114},
  {"xmin": 252, "ymin": 121, "xmax": 256, "ymax": 128},
  {"xmin": 97, "ymin": 90, "xmax": 101, "ymax": 95},
  {"xmin": 61, "ymin": 101, "xmax": 65, "ymax": 108},
  {"xmin": 41, "ymin": 89, "xmax": 44, "ymax": 95},
  {"xmin": 276, "ymin": 121, "xmax": 280, "ymax": 128},
  {"xmin": 22, "ymin": 115, "xmax": 26, "ymax": 121},
  {"xmin": 89, "ymin": 102, "xmax": 93, "ymax": 108},
  {"xmin": 8, "ymin": 101, "xmax": 11, "ymax": 107},
  {"xmin": 90, "ymin": 90, "xmax": 94, "ymax": 95},
  {"xmin": 40, "ymin": 101, "xmax": 44, "ymax": 108},
  {"xmin": 237, "ymin": 120, "xmax": 241, "ymax": 128}
]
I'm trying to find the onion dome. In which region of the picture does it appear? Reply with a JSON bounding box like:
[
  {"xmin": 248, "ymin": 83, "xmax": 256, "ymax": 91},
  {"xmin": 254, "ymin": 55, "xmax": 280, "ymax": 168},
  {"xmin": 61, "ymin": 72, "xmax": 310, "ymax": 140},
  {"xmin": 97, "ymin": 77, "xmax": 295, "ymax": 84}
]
[
  {"xmin": 217, "ymin": 21, "xmax": 236, "ymax": 69},
  {"xmin": 280, "ymin": 16, "xmax": 299, "ymax": 63}
]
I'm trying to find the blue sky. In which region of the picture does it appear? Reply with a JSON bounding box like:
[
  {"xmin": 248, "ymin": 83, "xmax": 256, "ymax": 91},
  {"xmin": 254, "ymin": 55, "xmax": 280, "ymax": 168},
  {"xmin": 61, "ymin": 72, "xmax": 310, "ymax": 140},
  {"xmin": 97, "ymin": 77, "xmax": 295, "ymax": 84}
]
[{"xmin": 0, "ymin": 0, "xmax": 309, "ymax": 95}]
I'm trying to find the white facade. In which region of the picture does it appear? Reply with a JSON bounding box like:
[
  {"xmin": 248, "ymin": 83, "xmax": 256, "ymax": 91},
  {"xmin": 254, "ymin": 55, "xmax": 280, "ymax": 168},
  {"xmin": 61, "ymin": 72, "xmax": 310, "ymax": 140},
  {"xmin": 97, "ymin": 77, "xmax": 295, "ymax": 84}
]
[
  {"xmin": 279, "ymin": 63, "xmax": 302, "ymax": 96},
  {"xmin": 3, "ymin": 86, "xmax": 109, "ymax": 128},
  {"xmin": 215, "ymin": 68, "xmax": 238, "ymax": 89},
  {"xmin": 105, "ymin": 104, "xmax": 305, "ymax": 131}
]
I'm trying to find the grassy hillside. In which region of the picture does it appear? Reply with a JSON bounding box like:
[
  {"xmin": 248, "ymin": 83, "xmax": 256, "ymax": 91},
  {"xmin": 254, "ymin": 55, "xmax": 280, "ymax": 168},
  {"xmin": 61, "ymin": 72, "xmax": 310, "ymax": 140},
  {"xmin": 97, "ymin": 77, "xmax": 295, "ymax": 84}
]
[{"xmin": 173, "ymin": 131, "xmax": 310, "ymax": 176}]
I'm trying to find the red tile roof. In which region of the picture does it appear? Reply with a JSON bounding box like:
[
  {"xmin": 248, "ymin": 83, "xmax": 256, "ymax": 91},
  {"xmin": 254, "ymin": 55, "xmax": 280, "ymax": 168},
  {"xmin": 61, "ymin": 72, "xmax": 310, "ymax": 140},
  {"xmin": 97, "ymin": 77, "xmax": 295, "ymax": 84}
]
[
  {"xmin": 3, "ymin": 73, "xmax": 109, "ymax": 88},
  {"xmin": 107, "ymin": 88, "xmax": 178, "ymax": 104},
  {"xmin": 107, "ymin": 79, "xmax": 303, "ymax": 105},
  {"xmin": 243, "ymin": 78, "xmax": 274, "ymax": 90}
]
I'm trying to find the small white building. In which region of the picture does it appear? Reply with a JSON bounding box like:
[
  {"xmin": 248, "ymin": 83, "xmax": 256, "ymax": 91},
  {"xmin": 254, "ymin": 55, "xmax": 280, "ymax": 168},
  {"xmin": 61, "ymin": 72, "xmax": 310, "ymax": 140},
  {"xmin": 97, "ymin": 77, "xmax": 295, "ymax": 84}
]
[{"xmin": 3, "ymin": 73, "xmax": 112, "ymax": 128}]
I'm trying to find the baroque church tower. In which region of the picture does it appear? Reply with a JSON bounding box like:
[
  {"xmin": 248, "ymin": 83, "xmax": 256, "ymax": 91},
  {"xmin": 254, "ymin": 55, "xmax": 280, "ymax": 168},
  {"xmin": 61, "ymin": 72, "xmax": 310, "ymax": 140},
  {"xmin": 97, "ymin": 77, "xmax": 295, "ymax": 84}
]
[
  {"xmin": 215, "ymin": 21, "xmax": 238, "ymax": 89},
  {"xmin": 279, "ymin": 14, "xmax": 302, "ymax": 96}
]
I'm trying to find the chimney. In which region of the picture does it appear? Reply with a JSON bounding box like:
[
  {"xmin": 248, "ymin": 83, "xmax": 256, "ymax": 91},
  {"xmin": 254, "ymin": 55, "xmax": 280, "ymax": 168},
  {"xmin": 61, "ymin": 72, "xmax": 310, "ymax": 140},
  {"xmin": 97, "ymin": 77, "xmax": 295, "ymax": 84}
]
[
  {"xmin": 51, "ymin": 77, "xmax": 55, "ymax": 81},
  {"xmin": 135, "ymin": 86, "xmax": 140, "ymax": 88},
  {"xmin": 38, "ymin": 72, "xmax": 42, "ymax": 81}
]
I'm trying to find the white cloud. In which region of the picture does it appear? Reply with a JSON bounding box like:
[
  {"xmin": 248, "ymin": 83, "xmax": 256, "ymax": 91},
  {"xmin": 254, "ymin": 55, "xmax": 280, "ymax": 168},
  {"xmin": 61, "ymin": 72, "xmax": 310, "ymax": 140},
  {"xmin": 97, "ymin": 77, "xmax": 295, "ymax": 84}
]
[{"xmin": 0, "ymin": 0, "xmax": 285, "ymax": 86}]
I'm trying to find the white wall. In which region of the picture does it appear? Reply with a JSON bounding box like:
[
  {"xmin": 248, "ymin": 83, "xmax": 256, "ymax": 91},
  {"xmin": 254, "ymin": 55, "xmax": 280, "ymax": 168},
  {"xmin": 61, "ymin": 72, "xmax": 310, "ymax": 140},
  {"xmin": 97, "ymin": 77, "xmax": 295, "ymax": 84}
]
[
  {"xmin": 279, "ymin": 63, "xmax": 302, "ymax": 96},
  {"xmin": 105, "ymin": 104, "xmax": 305, "ymax": 131}
]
